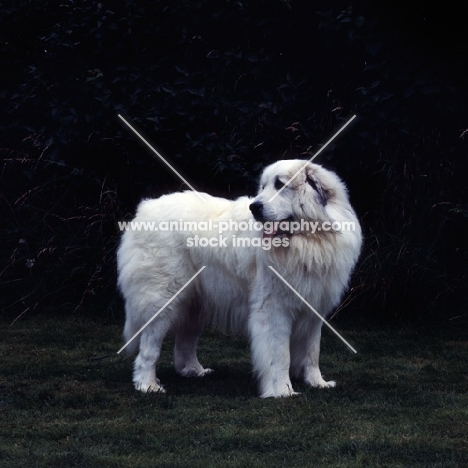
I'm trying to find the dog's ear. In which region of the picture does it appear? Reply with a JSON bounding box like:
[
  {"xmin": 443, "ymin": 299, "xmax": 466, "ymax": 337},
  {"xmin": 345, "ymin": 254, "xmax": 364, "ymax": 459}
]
[{"xmin": 305, "ymin": 169, "xmax": 328, "ymax": 207}]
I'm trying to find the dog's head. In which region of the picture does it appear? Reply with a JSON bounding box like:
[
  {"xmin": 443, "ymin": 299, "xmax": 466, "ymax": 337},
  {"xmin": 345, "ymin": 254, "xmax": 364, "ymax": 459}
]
[{"xmin": 249, "ymin": 160, "xmax": 349, "ymax": 236}]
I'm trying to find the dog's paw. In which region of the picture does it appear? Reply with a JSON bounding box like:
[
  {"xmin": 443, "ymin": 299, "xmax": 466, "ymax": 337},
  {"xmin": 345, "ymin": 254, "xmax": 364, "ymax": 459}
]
[
  {"xmin": 261, "ymin": 391, "xmax": 301, "ymax": 398},
  {"xmin": 320, "ymin": 379, "xmax": 336, "ymax": 388},
  {"xmin": 134, "ymin": 381, "xmax": 166, "ymax": 393},
  {"xmin": 260, "ymin": 383, "xmax": 300, "ymax": 398},
  {"xmin": 306, "ymin": 378, "xmax": 336, "ymax": 389},
  {"xmin": 178, "ymin": 367, "xmax": 214, "ymax": 378}
]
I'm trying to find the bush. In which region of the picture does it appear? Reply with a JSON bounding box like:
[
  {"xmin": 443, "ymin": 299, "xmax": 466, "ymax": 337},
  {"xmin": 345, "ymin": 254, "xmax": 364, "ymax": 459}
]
[{"xmin": 1, "ymin": 1, "xmax": 467, "ymax": 322}]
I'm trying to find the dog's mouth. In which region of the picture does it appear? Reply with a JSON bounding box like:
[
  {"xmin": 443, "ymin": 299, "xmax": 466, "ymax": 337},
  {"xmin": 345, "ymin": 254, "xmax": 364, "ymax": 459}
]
[{"xmin": 261, "ymin": 216, "xmax": 295, "ymax": 239}]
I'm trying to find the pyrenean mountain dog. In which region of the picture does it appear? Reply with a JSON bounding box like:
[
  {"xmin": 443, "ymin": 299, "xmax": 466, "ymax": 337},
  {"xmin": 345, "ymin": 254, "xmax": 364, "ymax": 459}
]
[{"xmin": 117, "ymin": 159, "xmax": 362, "ymax": 397}]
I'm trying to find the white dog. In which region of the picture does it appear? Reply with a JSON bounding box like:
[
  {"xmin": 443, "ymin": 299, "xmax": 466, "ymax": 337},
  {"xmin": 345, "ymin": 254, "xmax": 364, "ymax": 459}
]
[{"xmin": 117, "ymin": 160, "xmax": 362, "ymax": 397}]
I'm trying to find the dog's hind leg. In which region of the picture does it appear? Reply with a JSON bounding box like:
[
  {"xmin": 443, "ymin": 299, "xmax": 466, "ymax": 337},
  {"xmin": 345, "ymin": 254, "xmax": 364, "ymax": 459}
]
[
  {"xmin": 132, "ymin": 317, "xmax": 171, "ymax": 393},
  {"xmin": 174, "ymin": 306, "xmax": 213, "ymax": 378}
]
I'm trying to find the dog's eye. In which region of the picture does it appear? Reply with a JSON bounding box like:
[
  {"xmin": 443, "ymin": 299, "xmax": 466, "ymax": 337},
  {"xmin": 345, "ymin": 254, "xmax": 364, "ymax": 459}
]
[{"xmin": 275, "ymin": 178, "xmax": 285, "ymax": 191}]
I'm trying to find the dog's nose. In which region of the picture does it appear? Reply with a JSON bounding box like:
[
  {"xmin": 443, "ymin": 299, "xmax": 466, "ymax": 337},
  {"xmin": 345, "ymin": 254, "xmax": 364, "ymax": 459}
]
[{"xmin": 249, "ymin": 201, "xmax": 264, "ymax": 220}]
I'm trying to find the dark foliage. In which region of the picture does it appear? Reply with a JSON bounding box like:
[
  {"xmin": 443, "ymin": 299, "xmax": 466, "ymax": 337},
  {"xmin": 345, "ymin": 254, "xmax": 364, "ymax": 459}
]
[{"xmin": 1, "ymin": 0, "xmax": 467, "ymax": 321}]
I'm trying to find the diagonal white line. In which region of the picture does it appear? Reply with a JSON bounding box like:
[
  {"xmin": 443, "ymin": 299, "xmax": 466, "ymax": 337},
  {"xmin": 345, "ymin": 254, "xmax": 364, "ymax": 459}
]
[
  {"xmin": 117, "ymin": 266, "xmax": 206, "ymax": 354},
  {"xmin": 118, "ymin": 114, "xmax": 206, "ymax": 202},
  {"xmin": 268, "ymin": 266, "xmax": 357, "ymax": 353},
  {"xmin": 268, "ymin": 115, "xmax": 356, "ymax": 203}
]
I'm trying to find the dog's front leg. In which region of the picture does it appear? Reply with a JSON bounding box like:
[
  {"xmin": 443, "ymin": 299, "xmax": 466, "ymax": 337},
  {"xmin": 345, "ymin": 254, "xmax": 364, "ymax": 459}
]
[
  {"xmin": 291, "ymin": 316, "xmax": 336, "ymax": 389},
  {"xmin": 248, "ymin": 300, "xmax": 297, "ymax": 398}
]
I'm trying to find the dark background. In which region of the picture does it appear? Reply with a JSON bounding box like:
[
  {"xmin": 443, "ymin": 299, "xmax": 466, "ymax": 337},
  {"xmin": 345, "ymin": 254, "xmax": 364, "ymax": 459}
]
[{"xmin": 1, "ymin": 0, "xmax": 467, "ymax": 324}]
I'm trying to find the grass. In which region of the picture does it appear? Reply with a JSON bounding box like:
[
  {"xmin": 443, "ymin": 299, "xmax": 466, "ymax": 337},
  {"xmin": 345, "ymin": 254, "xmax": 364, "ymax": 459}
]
[{"xmin": 0, "ymin": 312, "xmax": 467, "ymax": 467}]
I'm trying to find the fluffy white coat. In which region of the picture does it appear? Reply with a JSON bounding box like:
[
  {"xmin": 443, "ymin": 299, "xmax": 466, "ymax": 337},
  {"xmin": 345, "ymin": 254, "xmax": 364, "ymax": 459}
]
[{"xmin": 117, "ymin": 160, "xmax": 362, "ymax": 397}]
